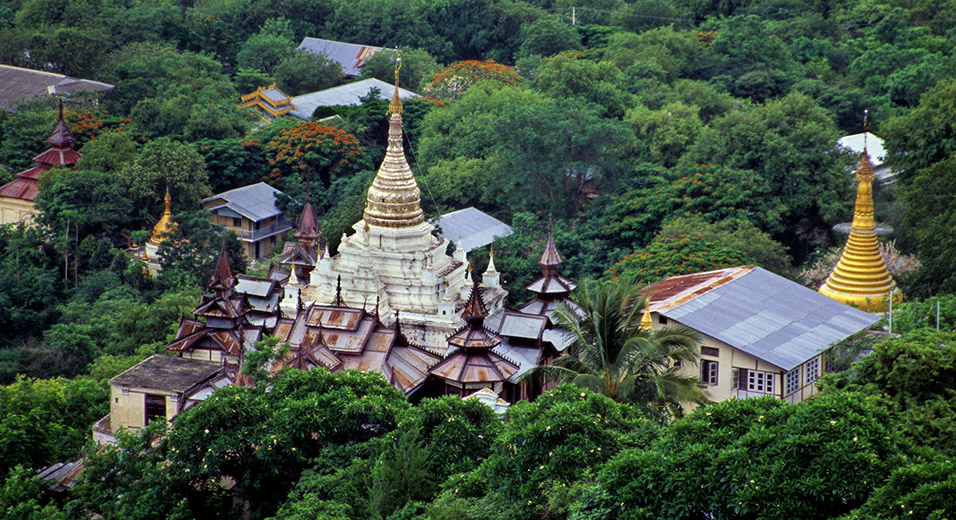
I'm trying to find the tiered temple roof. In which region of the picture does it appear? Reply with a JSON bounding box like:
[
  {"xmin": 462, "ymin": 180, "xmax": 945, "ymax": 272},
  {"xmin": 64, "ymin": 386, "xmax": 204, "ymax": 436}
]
[
  {"xmin": 239, "ymin": 84, "xmax": 295, "ymax": 123},
  {"xmin": 0, "ymin": 103, "xmax": 81, "ymax": 203}
]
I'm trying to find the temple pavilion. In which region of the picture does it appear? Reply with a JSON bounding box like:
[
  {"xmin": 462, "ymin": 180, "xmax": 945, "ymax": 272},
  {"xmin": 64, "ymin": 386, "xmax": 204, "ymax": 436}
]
[
  {"xmin": 0, "ymin": 103, "xmax": 80, "ymax": 225},
  {"xmin": 300, "ymin": 71, "xmax": 505, "ymax": 351},
  {"xmin": 818, "ymin": 149, "xmax": 901, "ymax": 312}
]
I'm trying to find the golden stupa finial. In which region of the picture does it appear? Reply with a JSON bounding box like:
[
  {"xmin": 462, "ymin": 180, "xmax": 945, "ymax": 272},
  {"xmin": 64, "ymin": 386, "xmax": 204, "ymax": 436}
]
[
  {"xmin": 818, "ymin": 109, "xmax": 899, "ymax": 312},
  {"xmin": 149, "ymin": 184, "xmax": 175, "ymax": 245},
  {"xmin": 388, "ymin": 50, "xmax": 403, "ymax": 115},
  {"xmin": 640, "ymin": 293, "xmax": 653, "ymax": 331},
  {"xmin": 863, "ymin": 108, "xmax": 869, "ymax": 153}
]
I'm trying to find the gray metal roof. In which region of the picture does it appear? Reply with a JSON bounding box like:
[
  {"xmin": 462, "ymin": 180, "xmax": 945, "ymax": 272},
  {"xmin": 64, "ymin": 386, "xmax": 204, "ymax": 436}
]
[
  {"xmin": 0, "ymin": 64, "xmax": 114, "ymax": 111},
  {"xmin": 433, "ymin": 207, "xmax": 514, "ymax": 252},
  {"xmin": 660, "ymin": 267, "xmax": 879, "ymax": 371},
  {"xmin": 289, "ymin": 78, "xmax": 418, "ymax": 119},
  {"xmin": 203, "ymin": 182, "xmax": 285, "ymax": 222},
  {"xmin": 297, "ymin": 37, "xmax": 389, "ymax": 77}
]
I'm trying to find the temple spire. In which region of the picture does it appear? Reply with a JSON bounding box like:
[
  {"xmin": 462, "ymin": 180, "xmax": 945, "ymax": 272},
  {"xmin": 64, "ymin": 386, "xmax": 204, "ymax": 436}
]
[
  {"xmin": 47, "ymin": 100, "xmax": 75, "ymax": 149},
  {"xmin": 149, "ymin": 186, "xmax": 174, "ymax": 246},
  {"xmin": 818, "ymin": 115, "xmax": 899, "ymax": 312},
  {"xmin": 363, "ymin": 52, "xmax": 424, "ymax": 228},
  {"xmin": 294, "ymin": 191, "xmax": 319, "ymax": 249},
  {"xmin": 210, "ymin": 232, "xmax": 235, "ymax": 295}
]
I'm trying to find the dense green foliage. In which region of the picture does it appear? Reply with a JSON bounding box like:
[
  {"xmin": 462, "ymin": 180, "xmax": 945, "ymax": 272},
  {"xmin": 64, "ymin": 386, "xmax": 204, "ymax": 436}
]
[{"xmin": 1, "ymin": 0, "xmax": 956, "ymax": 516}]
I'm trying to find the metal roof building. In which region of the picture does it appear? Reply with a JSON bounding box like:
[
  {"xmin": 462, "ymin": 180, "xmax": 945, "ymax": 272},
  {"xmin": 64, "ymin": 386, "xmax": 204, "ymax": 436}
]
[
  {"xmin": 648, "ymin": 266, "xmax": 879, "ymax": 372},
  {"xmin": 297, "ymin": 37, "xmax": 391, "ymax": 77},
  {"xmin": 433, "ymin": 207, "xmax": 514, "ymax": 252},
  {"xmin": 0, "ymin": 64, "xmax": 114, "ymax": 111},
  {"xmin": 290, "ymin": 78, "xmax": 418, "ymax": 119}
]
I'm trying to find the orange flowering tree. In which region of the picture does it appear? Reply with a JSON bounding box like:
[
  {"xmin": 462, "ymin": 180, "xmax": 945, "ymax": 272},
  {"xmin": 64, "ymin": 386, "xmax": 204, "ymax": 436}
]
[
  {"xmin": 262, "ymin": 122, "xmax": 365, "ymax": 187},
  {"xmin": 64, "ymin": 108, "xmax": 132, "ymax": 148},
  {"xmin": 605, "ymin": 234, "xmax": 747, "ymax": 286},
  {"xmin": 423, "ymin": 60, "xmax": 522, "ymax": 101}
]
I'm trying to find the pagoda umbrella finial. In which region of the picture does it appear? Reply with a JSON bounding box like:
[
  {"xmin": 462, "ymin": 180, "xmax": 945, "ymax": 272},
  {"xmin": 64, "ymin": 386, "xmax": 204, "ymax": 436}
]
[
  {"xmin": 388, "ymin": 50, "xmax": 403, "ymax": 115},
  {"xmin": 863, "ymin": 108, "xmax": 869, "ymax": 153}
]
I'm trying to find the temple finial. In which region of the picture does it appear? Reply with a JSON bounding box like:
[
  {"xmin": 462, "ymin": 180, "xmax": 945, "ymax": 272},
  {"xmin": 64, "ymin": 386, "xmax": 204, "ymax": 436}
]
[
  {"xmin": 863, "ymin": 109, "xmax": 869, "ymax": 153},
  {"xmin": 388, "ymin": 50, "xmax": 403, "ymax": 115},
  {"xmin": 334, "ymin": 274, "xmax": 344, "ymax": 306}
]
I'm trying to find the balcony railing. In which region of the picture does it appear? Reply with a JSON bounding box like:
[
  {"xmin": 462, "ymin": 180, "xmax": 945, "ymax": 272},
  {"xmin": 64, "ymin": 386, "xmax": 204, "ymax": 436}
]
[{"xmin": 233, "ymin": 218, "xmax": 293, "ymax": 242}]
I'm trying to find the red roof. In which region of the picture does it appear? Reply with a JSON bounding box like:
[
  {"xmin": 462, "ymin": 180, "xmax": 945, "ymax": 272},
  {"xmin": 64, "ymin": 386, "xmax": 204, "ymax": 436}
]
[
  {"xmin": 644, "ymin": 266, "xmax": 755, "ymax": 312},
  {"xmin": 0, "ymin": 175, "xmax": 41, "ymax": 201},
  {"xmin": 33, "ymin": 147, "xmax": 81, "ymax": 166}
]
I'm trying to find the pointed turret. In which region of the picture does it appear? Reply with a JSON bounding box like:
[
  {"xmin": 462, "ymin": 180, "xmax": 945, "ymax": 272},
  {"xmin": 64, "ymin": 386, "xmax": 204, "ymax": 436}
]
[
  {"xmin": 525, "ymin": 219, "xmax": 576, "ymax": 303},
  {"xmin": 47, "ymin": 101, "xmax": 75, "ymax": 149},
  {"xmin": 482, "ymin": 246, "xmax": 500, "ymax": 288},
  {"xmin": 819, "ymin": 150, "xmax": 900, "ymax": 312},
  {"xmin": 210, "ymin": 236, "xmax": 235, "ymax": 296},
  {"xmin": 294, "ymin": 196, "xmax": 319, "ymax": 249},
  {"xmin": 448, "ymin": 281, "xmax": 500, "ymax": 350},
  {"xmin": 363, "ymin": 56, "xmax": 424, "ymax": 228}
]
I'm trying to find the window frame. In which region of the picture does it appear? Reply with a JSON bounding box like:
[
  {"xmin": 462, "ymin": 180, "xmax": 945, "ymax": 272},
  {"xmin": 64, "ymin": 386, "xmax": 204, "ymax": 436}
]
[
  {"xmin": 785, "ymin": 368, "xmax": 800, "ymax": 395},
  {"xmin": 747, "ymin": 370, "xmax": 774, "ymax": 394},
  {"xmin": 806, "ymin": 357, "xmax": 820, "ymax": 384},
  {"xmin": 701, "ymin": 359, "xmax": 718, "ymax": 386}
]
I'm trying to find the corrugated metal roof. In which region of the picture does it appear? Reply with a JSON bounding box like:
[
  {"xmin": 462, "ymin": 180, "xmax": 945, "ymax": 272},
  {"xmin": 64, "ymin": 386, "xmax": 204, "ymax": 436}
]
[
  {"xmin": 0, "ymin": 64, "xmax": 113, "ymax": 111},
  {"xmin": 297, "ymin": 38, "xmax": 389, "ymax": 76},
  {"xmin": 290, "ymin": 78, "xmax": 418, "ymax": 119},
  {"xmin": 433, "ymin": 207, "xmax": 514, "ymax": 252},
  {"xmin": 202, "ymin": 182, "xmax": 285, "ymax": 222},
  {"xmin": 656, "ymin": 267, "xmax": 879, "ymax": 371}
]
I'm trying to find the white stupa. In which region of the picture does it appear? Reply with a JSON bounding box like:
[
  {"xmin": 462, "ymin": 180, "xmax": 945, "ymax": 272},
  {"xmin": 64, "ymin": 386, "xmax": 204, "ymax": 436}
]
[{"xmin": 301, "ymin": 64, "xmax": 505, "ymax": 351}]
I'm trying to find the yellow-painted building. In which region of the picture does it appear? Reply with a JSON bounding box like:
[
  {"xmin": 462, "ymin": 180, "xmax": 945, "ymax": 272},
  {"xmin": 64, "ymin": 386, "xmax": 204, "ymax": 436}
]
[
  {"xmin": 94, "ymin": 355, "xmax": 228, "ymax": 445},
  {"xmin": 644, "ymin": 266, "xmax": 878, "ymax": 405}
]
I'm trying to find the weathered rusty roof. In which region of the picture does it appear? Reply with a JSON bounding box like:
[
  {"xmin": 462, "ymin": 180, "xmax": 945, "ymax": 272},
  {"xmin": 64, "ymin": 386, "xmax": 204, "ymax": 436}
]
[
  {"xmin": 525, "ymin": 273, "xmax": 576, "ymax": 295},
  {"xmin": 429, "ymin": 349, "xmax": 518, "ymax": 384},
  {"xmin": 295, "ymin": 201, "xmax": 319, "ymax": 240},
  {"xmin": 539, "ymin": 232, "xmax": 562, "ymax": 267}
]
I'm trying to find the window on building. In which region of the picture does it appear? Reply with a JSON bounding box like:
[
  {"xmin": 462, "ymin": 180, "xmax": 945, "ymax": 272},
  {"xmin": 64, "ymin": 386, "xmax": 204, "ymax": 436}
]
[
  {"xmin": 747, "ymin": 370, "xmax": 774, "ymax": 394},
  {"xmin": 659, "ymin": 316, "xmax": 668, "ymax": 325},
  {"xmin": 701, "ymin": 359, "xmax": 718, "ymax": 385},
  {"xmin": 233, "ymin": 217, "xmax": 241, "ymax": 228},
  {"xmin": 144, "ymin": 394, "xmax": 166, "ymax": 425},
  {"xmin": 701, "ymin": 346, "xmax": 720, "ymax": 357},
  {"xmin": 732, "ymin": 368, "xmax": 740, "ymax": 389},
  {"xmin": 785, "ymin": 369, "xmax": 800, "ymax": 395},
  {"xmin": 807, "ymin": 358, "xmax": 820, "ymax": 384}
]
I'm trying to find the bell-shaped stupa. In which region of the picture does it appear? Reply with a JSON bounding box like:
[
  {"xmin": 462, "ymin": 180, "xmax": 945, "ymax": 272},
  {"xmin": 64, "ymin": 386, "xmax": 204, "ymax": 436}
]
[{"xmin": 818, "ymin": 147, "xmax": 900, "ymax": 312}]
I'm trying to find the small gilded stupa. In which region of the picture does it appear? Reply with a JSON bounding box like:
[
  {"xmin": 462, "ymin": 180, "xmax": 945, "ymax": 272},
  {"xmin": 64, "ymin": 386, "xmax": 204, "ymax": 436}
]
[
  {"xmin": 818, "ymin": 143, "xmax": 900, "ymax": 312},
  {"xmin": 143, "ymin": 187, "xmax": 176, "ymax": 276}
]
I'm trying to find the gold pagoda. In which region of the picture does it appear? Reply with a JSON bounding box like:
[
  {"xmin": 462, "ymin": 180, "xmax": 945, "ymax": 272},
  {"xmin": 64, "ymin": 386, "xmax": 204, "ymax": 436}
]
[{"xmin": 818, "ymin": 150, "xmax": 900, "ymax": 312}]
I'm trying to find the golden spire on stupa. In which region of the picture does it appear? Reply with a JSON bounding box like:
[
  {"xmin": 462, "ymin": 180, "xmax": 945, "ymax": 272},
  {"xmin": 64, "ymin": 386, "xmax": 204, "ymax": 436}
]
[
  {"xmin": 818, "ymin": 112, "xmax": 900, "ymax": 312},
  {"xmin": 363, "ymin": 51, "xmax": 424, "ymax": 228},
  {"xmin": 640, "ymin": 299, "xmax": 653, "ymax": 331},
  {"xmin": 149, "ymin": 186, "xmax": 175, "ymax": 246}
]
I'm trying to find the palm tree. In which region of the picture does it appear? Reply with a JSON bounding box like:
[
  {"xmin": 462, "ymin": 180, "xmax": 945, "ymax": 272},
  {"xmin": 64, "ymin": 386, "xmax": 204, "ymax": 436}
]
[{"xmin": 528, "ymin": 281, "xmax": 711, "ymax": 414}]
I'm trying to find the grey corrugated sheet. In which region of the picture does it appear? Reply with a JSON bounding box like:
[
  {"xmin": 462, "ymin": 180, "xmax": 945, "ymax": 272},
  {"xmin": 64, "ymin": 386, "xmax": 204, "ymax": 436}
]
[
  {"xmin": 433, "ymin": 207, "xmax": 514, "ymax": 252},
  {"xmin": 290, "ymin": 78, "xmax": 418, "ymax": 119},
  {"xmin": 0, "ymin": 64, "xmax": 113, "ymax": 111},
  {"xmin": 494, "ymin": 342, "xmax": 542, "ymax": 382},
  {"xmin": 203, "ymin": 182, "xmax": 284, "ymax": 222},
  {"xmin": 297, "ymin": 38, "xmax": 389, "ymax": 76},
  {"xmin": 497, "ymin": 313, "xmax": 546, "ymax": 339},
  {"xmin": 660, "ymin": 267, "xmax": 878, "ymax": 371}
]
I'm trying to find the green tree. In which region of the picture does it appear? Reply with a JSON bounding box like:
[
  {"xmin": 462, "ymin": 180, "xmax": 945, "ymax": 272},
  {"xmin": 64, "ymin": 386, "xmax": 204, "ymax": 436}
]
[
  {"xmin": 75, "ymin": 131, "xmax": 139, "ymax": 173},
  {"xmin": 605, "ymin": 234, "xmax": 748, "ymax": 285},
  {"xmin": 361, "ymin": 47, "xmax": 441, "ymax": 91},
  {"xmin": 532, "ymin": 281, "xmax": 709, "ymax": 412},
  {"xmin": 677, "ymin": 92, "xmax": 852, "ymax": 257},
  {"xmin": 655, "ymin": 215, "xmax": 792, "ymax": 274},
  {"xmin": 35, "ymin": 168, "xmax": 135, "ymax": 239},
  {"xmin": 626, "ymin": 101, "xmax": 703, "ymax": 167},
  {"xmin": 274, "ymin": 51, "xmax": 343, "ymax": 96},
  {"xmin": 517, "ymin": 17, "xmax": 582, "ymax": 58},
  {"xmin": 120, "ymin": 137, "xmax": 212, "ymax": 224},
  {"xmin": 156, "ymin": 210, "xmax": 247, "ymax": 289},
  {"xmin": 531, "ymin": 54, "xmax": 632, "ymax": 118},
  {"xmin": 0, "ymin": 104, "xmax": 55, "ymax": 171},
  {"xmin": 235, "ymin": 17, "xmax": 296, "ymax": 75}
]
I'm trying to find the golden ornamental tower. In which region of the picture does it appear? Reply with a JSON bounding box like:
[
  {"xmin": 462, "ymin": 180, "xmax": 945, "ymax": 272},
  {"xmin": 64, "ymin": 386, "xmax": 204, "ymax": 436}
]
[
  {"xmin": 363, "ymin": 55, "xmax": 425, "ymax": 228},
  {"xmin": 818, "ymin": 150, "xmax": 900, "ymax": 312}
]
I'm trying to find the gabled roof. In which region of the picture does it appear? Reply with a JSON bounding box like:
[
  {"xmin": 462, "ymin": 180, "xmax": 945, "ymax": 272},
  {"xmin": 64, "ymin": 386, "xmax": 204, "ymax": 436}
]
[
  {"xmin": 290, "ymin": 78, "xmax": 418, "ymax": 119},
  {"xmin": 432, "ymin": 207, "xmax": 514, "ymax": 253},
  {"xmin": 296, "ymin": 38, "xmax": 389, "ymax": 77},
  {"xmin": 203, "ymin": 182, "xmax": 285, "ymax": 222},
  {"xmin": 646, "ymin": 266, "xmax": 880, "ymax": 371},
  {"xmin": 0, "ymin": 64, "xmax": 114, "ymax": 111}
]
